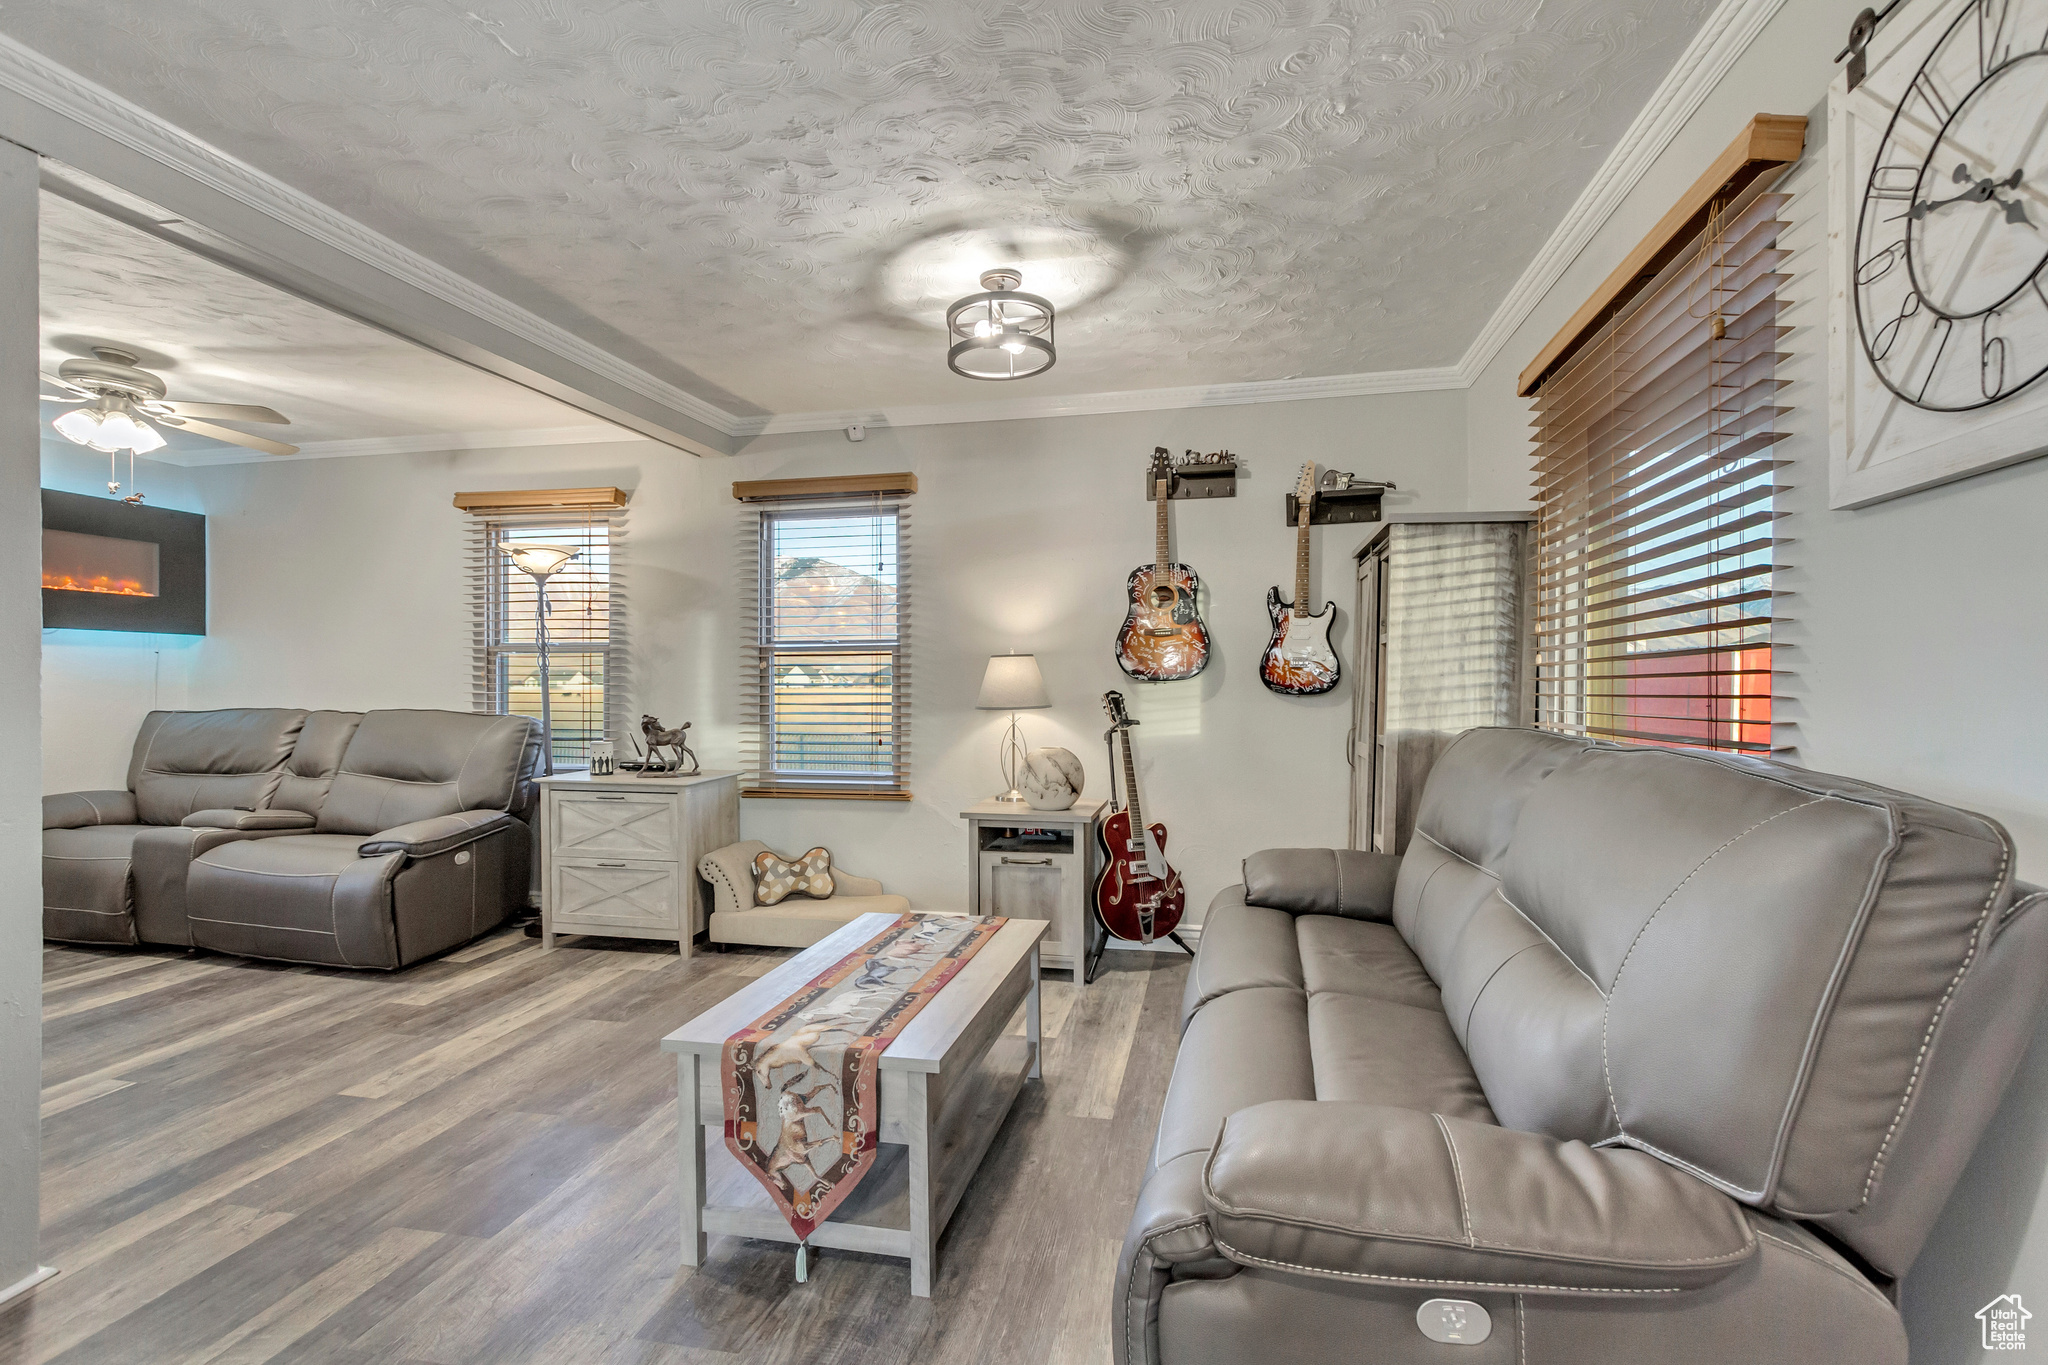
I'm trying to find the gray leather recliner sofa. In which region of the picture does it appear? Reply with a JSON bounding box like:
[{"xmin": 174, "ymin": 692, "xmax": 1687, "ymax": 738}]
[
  {"xmin": 43, "ymin": 706, "xmax": 543, "ymax": 969},
  {"xmin": 1119, "ymin": 728, "xmax": 2048, "ymax": 1365}
]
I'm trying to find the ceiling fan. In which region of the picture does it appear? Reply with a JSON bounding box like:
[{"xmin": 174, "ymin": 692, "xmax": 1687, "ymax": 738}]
[{"xmin": 40, "ymin": 346, "xmax": 299, "ymax": 458}]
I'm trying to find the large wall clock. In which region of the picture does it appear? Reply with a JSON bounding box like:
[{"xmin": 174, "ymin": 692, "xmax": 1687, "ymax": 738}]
[{"xmin": 1830, "ymin": 0, "xmax": 2048, "ymax": 507}]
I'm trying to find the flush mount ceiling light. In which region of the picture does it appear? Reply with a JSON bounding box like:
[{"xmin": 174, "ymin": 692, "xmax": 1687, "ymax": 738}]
[{"xmin": 947, "ymin": 269, "xmax": 1056, "ymax": 381}]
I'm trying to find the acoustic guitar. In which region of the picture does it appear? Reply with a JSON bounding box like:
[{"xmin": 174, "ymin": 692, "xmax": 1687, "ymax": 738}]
[
  {"xmin": 1092, "ymin": 691, "xmax": 1189, "ymax": 962},
  {"xmin": 1259, "ymin": 462, "xmax": 1341, "ymax": 695},
  {"xmin": 1115, "ymin": 448, "xmax": 1210, "ymax": 682}
]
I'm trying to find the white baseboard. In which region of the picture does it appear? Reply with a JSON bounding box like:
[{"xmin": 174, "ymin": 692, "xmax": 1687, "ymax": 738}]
[{"xmin": 0, "ymin": 1266, "xmax": 56, "ymax": 1309}]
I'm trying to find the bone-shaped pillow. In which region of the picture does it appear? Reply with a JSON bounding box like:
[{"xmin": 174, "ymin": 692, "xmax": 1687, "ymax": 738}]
[{"xmin": 752, "ymin": 846, "xmax": 836, "ymax": 906}]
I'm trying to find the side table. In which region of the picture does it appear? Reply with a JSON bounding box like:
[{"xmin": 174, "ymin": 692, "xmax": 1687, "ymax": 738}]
[
  {"xmin": 539, "ymin": 770, "xmax": 740, "ymax": 955},
  {"xmin": 961, "ymin": 797, "xmax": 1104, "ymax": 975}
]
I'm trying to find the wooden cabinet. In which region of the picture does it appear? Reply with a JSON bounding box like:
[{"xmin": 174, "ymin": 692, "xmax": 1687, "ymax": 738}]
[
  {"xmin": 962, "ymin": 798, "xmax": 1104, "ymax": 974},
  {"xmin": 540, "ymin": 771, "xmax": 740, "ymax": 955}
]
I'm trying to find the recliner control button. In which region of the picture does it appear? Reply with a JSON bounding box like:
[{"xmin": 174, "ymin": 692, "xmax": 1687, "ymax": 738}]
[{"xmin": 1416, "ymin": 1298, "xmax": 1491, "ymax": 1344}]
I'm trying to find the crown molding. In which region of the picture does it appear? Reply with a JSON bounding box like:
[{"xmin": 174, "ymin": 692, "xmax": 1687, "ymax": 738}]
[
  {"xmin": 732, "ymin": 365, "xmax": 1471, "ymax": 437},
  {"xmin": 1447, "ymin": 0, "xmax": 1790, "ymax": 387},
  {"xmin": 0, "ymin": 0, "xmax": 1780, "ymax": 440},
  {"xmin": 139, "ymin": 423, "xmax": 652, "ymax": 467}
]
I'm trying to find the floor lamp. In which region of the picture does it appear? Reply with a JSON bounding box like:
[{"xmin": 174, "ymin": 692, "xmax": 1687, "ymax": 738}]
[{"xmin": 500, "ymin": 542, "xmax": 582, "ymax": 776}]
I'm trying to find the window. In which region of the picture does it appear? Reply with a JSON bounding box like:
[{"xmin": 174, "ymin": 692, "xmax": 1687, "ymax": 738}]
[
  {"xmin": 460, "ymin": 490, "xmax": 628, "ymax": 769},
  {"xmin": 1530, "ymin": 182, "xmax": 1790, "ymax": 754},
  {"xmin": 738, "ymin": 480, "xmax": 912, "ymax": 798}
]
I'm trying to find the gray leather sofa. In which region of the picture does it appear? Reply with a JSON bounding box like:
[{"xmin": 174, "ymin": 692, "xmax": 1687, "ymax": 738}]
[
  {"xmin": 43, "ymin": 707, "xmax": 543, "ymax": 969},
  {"xmin": 1119, "ymin": 728, "xmax": 2048, "ymax": 1365}
]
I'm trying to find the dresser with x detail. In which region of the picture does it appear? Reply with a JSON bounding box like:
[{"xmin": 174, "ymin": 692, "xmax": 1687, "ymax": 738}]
[{"xmin": 539, "ymin": 770, "xmax": 740, "ymax": 955}]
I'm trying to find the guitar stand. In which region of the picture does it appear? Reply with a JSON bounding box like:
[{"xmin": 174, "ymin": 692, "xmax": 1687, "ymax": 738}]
[{"xmin": 1083, "ymin": 920, "xmax": 1193, "ymax": 984}]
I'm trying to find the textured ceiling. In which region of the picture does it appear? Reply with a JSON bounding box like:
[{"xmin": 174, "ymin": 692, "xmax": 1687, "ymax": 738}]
[
  {"xmin": 39, "ymin": 191, "xmax": 613, "ymax": 462},
  {"xmin": 5, "ymin": 0, "xmax": 1718, "ymax": 415}
]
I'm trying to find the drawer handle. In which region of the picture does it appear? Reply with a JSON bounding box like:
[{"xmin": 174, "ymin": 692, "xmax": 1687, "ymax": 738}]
[
  {"xmin": 595, "ymin": 795, "xmax": 627, "ymax": 801},
  {"xmin": 1001, "ymin": 856, "xmax": 1055, "ymax": 865},
  {"xmin": 598, "ymin": 861, "xmax": 627, "ymax": 868}
]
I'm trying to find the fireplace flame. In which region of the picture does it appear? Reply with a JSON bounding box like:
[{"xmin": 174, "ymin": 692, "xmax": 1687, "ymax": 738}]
[{"xmin": 43, "ymin": 573, "xmax": 157, "ymax": 597}]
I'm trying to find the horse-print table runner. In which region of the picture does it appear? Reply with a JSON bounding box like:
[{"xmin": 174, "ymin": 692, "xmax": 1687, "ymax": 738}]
[{"xmin": 723, "ymin": 913, "xmax": 1007, "ymax": 1241}]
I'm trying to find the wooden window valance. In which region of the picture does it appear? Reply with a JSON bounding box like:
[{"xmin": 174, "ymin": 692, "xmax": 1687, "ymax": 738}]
[
  {"xmin": 1518, "ymin": 114, "xmax": 1806, "ymax": 398},
  {"xmin": 731, "ymin": 473, "xmax": 918, "ymax": 502},
  {"xmin": 452, "ymin": 487, "xmax": 630, "ymax": 511}
]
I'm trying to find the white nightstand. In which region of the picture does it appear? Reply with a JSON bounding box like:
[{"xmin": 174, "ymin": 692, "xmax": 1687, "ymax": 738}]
[
  {"xmin": 539, "ymin": 770, "xmax": 740, "ymax": 955},
  {"xmin": 961, "ymin": 797, "xmax": 1105, "ymax": 975}
]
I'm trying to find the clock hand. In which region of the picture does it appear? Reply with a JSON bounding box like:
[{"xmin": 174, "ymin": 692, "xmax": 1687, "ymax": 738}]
[{"xmin": 1912, "ymin": 168, "xmax": 2026, "ymax": 219}]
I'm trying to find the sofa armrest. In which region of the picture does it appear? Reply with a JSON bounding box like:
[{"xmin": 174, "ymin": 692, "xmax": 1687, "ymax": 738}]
[
  {"xmin": 699, "ymin": 840, "xmax": 770, "ymax": 915},
  {"xmin": 1115, "ymin": 1152, "xmax": 1225, "ymax": 1365},
  {"xmin": 43, "ymin": 790, "xmax": 138, "ymax": 829},
  {"xmin": 358, "ymin": 810, "xmax": 514, "ymax": 858},
  {"xmin": 181, "ymin": 808, "xmax": 316, "ymax": 831},
  {"xmin": 830, "ymin": 868, "xmax": 885, "ymax": 897},
  {"xmin": 1241, "ymin": 848, "xmax": 1400, "ymax": 920},
  {"xmin": 1204, "ymin": 1102, "xmax": 1754, "ymax": 1294}
]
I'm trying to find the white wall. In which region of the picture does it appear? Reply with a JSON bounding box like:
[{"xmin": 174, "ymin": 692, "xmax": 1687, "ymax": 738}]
[
  {"xmin": 1464, "ymin": 0, "xmax": 2048, "ymax": 1354},
  {"xmin": 38, "ymin": 443, "xmax": 203, "ymax": 794},
  {"xmin": 174, "ymin": 393, "xmax": 1466, "ymax": 924},
  {"xmin": 1, "ymin": 139, "xmax": 45, "ymax": 1297}
]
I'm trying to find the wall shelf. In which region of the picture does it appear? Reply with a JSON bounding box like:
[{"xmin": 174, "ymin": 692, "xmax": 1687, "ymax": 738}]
[
  {"xmin": 1144, "ymin": 459, "xmax": 1238, "ymax": 500},
  {"xmin": 1285, "ymin": 486, "xmax": 1386, "ymax": 526}
]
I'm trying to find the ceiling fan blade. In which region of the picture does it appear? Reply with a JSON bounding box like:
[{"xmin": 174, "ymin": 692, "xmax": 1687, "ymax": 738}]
[
  {"xmin": 154, "ymin": 414, "xmax": 299, "ymax": 456},
  {"xmin": 151, "ymin": 400, "xmax": 290, "ymax": 425},
  {"xmin": 40, "ymin": 372, "xmax": 90, "ymax": 399},
  {"xmin": 41, "ymin": 394, "xmax": 86, "ymax": 404}
]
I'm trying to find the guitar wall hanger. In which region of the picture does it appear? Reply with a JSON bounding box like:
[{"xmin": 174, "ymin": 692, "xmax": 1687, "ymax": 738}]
[
  {"xmin": 1284, "ymin": 472, "xmax": 1396, "ymax": 526},
  {"xmin": 1143, "ymin": 447, "xmax": 1239, "ymax": 500}
]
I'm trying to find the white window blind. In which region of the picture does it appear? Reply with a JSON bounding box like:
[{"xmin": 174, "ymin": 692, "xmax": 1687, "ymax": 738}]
[
  {"xmin": 1383, "ymin": 521, "xmax": 1529, "ymax": 734},
  {"xmin": 738, "ymin": 492, "xmax": 911, "ymax": 798},
  {"xmin": 1532, "ymin": 183, "xmax": 1791, "ymax": 754},
  {"xmin": 464, "ymin": 498, "xmax": 628, "ymax": 769}
]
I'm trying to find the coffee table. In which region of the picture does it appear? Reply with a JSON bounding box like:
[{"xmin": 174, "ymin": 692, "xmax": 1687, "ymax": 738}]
[{"xmin": 661, "ymin": 912, "xmax": 1046, "ymax": 1296}]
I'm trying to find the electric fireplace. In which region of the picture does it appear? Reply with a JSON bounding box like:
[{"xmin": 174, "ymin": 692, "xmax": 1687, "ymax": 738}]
[
  {"xmin": 41, "ymin": 489, "xmax": 205, "ymax": 634},
  {"xmin": 43, "ymin": 529, "xmax": 160, "ymax": 597}
]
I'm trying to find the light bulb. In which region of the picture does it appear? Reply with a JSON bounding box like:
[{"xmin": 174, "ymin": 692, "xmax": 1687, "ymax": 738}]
[
  {"xmin": 52, "ymin": 407, "xmax": 105, "ymax": 446},
  {"xmin": 1000, "ymin": 336, "xmax": 1027, "ymax": 355},
  {"xmin": 973, "ymin": 319, "xmax": 993, "ymax": 339}
]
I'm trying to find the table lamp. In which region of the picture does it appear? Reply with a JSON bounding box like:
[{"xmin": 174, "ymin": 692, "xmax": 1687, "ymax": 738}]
[
  {"xmin": 500, "ymin": 541, "xmax": 581, "ymax": 776},
  {"xmin": 976, "ymin": 653, "xmax": 1051, "ymax": 802}
]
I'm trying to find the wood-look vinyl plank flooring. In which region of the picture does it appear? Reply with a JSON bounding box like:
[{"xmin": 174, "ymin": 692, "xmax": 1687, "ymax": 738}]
[
  {"xmin": 12, "ymin": 935, "xmax": 1187, "ymax": 1365},
  {"xmin": 40, "ymin": 952, "xmax": 208, "ymax": 1004}
]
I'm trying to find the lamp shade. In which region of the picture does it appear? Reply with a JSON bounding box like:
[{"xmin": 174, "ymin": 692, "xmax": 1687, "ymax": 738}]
[
  {"xmin": 977, "ymin": 653, "xmax": 1050, "ymax": 710},
  {"xmin": 499, "ymin": 542, "xmax": 581, "ymax": 578}
]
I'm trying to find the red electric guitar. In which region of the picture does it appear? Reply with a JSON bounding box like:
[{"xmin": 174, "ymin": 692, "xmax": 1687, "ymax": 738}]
[{"xmin": 1091, "ymin": 691, "xmax": 1189, "ymax": 975}]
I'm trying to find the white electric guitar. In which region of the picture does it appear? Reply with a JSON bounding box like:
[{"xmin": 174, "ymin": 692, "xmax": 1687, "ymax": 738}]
[{"xmin": 1259, "ymin": 463, "xmax": 1340, "ymax": 695}]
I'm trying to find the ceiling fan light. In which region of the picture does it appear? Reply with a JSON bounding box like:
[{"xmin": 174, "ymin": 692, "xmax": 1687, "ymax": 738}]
[
  {"xmin": 52, "ymin": 406, "xmax": 105, "ymax": 446},
  {"xmin": 125, "ymin": 420, "xmax": 167, "ymax": 455},
  {"xmin": 93, "ymin": 408, "xmax": 157, "ymax": 454}
]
